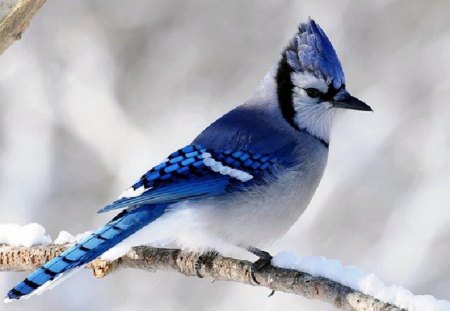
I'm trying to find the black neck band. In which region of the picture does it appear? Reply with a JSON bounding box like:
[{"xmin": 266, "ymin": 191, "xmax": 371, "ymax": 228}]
[
  {"xmin": 276, "ymin": 54, "xmax": 297, "ymax": 130},
  {"xmin": 275, "ymin": 54, "xmax": 329, "ymax": 149}
]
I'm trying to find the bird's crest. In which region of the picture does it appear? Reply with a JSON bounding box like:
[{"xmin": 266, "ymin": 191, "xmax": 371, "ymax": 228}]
[{"xmin": 284, "ymin": 18, "xmax": 345, "ymax": 89}]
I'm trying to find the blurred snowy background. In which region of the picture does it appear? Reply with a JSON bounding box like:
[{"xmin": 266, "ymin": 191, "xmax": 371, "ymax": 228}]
[{"xmin": 0, "ymin": 0, "xmax": 449, "ymax": 310}]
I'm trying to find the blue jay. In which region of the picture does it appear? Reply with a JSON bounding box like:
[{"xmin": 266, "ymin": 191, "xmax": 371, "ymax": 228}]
[{"xmin": 5, "ymin": 18, "xmax": 371, "ymax": 301}]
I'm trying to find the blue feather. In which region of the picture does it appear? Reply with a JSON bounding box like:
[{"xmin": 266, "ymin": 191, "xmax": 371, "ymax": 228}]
[
  {"xmin": 6, "ymin": 205, "xmax": 167, "ymax": 301},
  {"xmin": 98, "ymin": 144, "xmax": 277, "ymax": 214},
  {"xmin": 285, "ymin": 18, "xmax": 345, "ymax": 89},
  {"xmin": 99, "ymin": 177, "xmax": 229, "ymax": 213}
]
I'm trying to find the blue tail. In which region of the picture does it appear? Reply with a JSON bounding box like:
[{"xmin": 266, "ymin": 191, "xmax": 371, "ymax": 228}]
[{"xmin": 6, "ymin": 205, "xmax": 167, "ymax": 301}]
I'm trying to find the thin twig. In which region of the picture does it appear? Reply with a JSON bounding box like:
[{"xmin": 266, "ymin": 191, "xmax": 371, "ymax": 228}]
[{"xmin": 0, "ymin": 0, "xmax": 46, "ymax": 55}]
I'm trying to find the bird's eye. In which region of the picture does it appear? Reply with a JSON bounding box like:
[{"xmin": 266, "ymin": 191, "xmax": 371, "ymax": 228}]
[{"xmin": 304, "ymin": 88, "xmax": 321, "ymax": 98}]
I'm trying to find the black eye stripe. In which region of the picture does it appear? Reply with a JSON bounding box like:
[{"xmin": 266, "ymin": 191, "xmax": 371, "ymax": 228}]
[
  {"xmin": 303, "ymin": 83, "xmax": 345, "ymax": 101},
  {"xmin": 307, "ymin": 84, "xmax": 345, "ymax": 101},
  {"xmin": 304, "ymin": 88, "xmax": 321, "ymax": 98}
]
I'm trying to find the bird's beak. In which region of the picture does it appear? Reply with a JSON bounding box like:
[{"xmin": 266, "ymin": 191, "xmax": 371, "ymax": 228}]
[{"xmin": 332, "ymin": 94, "xmax": 372, "ymax": 111}]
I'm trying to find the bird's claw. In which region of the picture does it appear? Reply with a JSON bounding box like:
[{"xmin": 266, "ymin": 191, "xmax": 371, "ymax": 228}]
[
  {"xmin": 248, "ymin": 249, "xmax": 273, "ymax": 285},
  {"xmin": 195, "ymin": 256, "xmax": 203, "ymax": 278},
  {"xmin": 195, "ymin": 250, "xmax": 220, "ymax": 278}
]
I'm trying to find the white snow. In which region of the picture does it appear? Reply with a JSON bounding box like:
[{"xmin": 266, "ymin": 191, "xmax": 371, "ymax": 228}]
[
  {"xmin": 73, "ymin": 231, "xmax": 93, "ymax": 243},
  {"xmin": 0, "ymin": 223, "xmax": 51, "ymax": 247},
  {"xmin": 272, "ymin": 251, "xmax": 450, "ymax": 311},
  {"xmin": 54, "ymin": 230, "xmax": 76, "ymax": 244},
  {"xmin": 54, "ymin": 230, "xmax": 93, "ymax": 244},
  {"xmin": 0, "ymin": 224, "xmax": 93, "ymax": 247}
]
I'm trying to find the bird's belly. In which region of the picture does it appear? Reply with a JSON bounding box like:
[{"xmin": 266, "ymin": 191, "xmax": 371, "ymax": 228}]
[{"xmin": 201, "ymin": 168, "xmax": 324, "ymax": 248}]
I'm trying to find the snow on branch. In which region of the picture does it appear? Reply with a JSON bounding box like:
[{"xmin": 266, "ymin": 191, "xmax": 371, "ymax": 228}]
[
  {"xmin": 1, "ymin": 224, "xmax": 449, "ymax": 311},
  {"xmin": 0, "ymin": 244, "xmax": 404, "ymax": 311},
  {"xmin": 0, "ymin": 225, "xmax": 448, "ymax": 311},
  {"xmin": 0, "ymin": 0, "xmax": 46, "ymax": 55}
]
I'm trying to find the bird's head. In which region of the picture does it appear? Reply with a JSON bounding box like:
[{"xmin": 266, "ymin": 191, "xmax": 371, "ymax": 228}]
[{"xmin": 276, "ymin": 18, "xmax": 372, "ymax": 144}]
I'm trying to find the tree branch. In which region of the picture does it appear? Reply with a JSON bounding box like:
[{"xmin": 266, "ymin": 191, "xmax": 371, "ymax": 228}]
[
  {"xmin": 0, "ymin": 0, "xmax": 46, "ymax": 55},
  {"xmin": 0, "ymin": 244, "xmax": 403, "ymax": 311}
]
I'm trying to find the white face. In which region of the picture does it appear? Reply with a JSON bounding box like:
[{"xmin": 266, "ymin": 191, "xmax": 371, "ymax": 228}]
[{"xmin": 290, "ymin": 72, "xmax": 338, "ymax": 143}]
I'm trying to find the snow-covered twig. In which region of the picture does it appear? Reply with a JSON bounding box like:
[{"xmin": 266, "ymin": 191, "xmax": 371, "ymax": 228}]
[
  {"xmin": 0, "ymin": 243, "xmax": 410, "ymax": 311},
  {"xmin": 0, "ymin": 0, "xmax": 46, "ymax": 55},
  {"xmin": 1, "ymin": 225, "xmax": 449, "ymax": 311}
]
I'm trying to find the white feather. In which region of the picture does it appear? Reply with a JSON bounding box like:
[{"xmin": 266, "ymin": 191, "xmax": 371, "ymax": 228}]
[
  {"xmin": 119, "ymin": 186, "xmax": 146, "ymax": 199},
  {"xmin": 293, "ymin": 100, "xmax": 335, "ymax": 143},
  {"xmin": 291, "ymin": 72, "xmax": 329, "ymax": 93},
  {"xmin": 201, "ymin": 152, "xmax": 254, "ymax": 182},
  {"xmin": 201, "ymin": 152, "xmax": 212, "ymax": 159},
  {"xmin": 219, "ymin": 167, "xmax": 232, "ymax": 175},
  {"xmin": 203, "ymin": 157, "xmax": 215, "ymax": 166},
  {"xmin": 210, "ymin": 162, "xmax": 222, "ymax": 172},
  {"xmin": 290, "ymin": 72, "xmax": 336, "ymax": 143}
]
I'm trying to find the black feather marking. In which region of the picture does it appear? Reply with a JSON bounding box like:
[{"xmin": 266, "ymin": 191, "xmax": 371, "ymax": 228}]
[
  {"xmin": 276, "ymin": 52, "xmax": 298, "ymax": 131},
  {"xmin": 23, "ymin": 279, "xmax": 39, "ymax": 289},
  {"xmin": 61, "ymin": 257, "xmax": 76, "ymax": 264},
  {"xmin": 79, "ymin": 245, "xmax": 91, "ymax": 252},
  {"xmin": 111, "ymin": 209, "xmax": 128, "ymax": 222},
  {"xmin": 43, "ymin": 268, "xmax": 58, "ymax": 277},
  {"xmin": 97, "ymin": 235, "xmax": 108, "ymax": 241},
  {"xmin": 10, "ymin": 288, "xmax": 23, "ymax": 297}
]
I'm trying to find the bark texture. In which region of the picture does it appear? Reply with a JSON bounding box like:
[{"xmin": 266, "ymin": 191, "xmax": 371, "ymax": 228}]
[
  {"xmin": 0, "ymin": 244, "xmax": 404, "ymax": 311},
  {"xmin": 0, "ymin": 0, "xmax": 46, "ymax": 55}
]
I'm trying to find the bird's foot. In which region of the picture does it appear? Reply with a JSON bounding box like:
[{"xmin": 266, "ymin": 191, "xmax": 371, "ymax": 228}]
[
  {"xmin": 247, "ymin": 247, "xmax": 273, "ymax": 285},
  {"xmin": 195, "ymin": 250, "xmax": 220, "ymax": 278}
]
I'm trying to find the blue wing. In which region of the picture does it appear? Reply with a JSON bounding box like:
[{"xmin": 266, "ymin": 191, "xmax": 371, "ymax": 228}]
[{"xmin": 98, "ymin": 144, "xmax": 277, "ymax": 213}]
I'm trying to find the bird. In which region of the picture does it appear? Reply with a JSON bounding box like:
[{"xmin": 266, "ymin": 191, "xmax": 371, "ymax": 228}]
[{"xmin": 5, "ymin": 18, "xmax": 372, "ymax": 302}]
